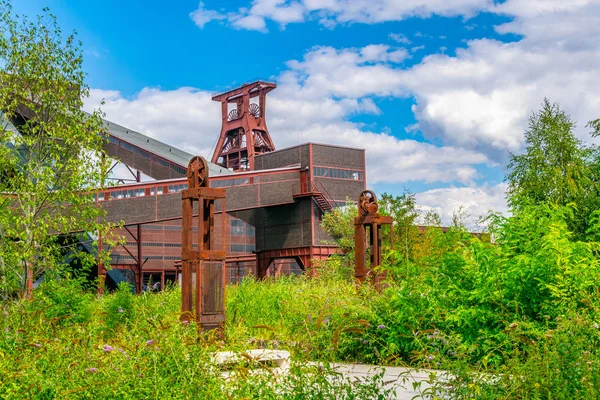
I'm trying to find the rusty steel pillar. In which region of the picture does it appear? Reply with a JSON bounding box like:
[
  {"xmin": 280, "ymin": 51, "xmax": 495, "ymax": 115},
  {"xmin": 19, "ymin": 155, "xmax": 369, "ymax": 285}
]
[
  {"xmin": 181, "ymin": 156, "xmax": 227, "ymax": 334},
  {"xmin": 354, "ymin": 190, "xmax": 393, "ymax": 289}
]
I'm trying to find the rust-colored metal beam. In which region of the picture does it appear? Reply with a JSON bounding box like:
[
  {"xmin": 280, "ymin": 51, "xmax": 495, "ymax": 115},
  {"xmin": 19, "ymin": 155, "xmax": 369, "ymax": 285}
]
[
  {"xmin": 211, "ymin": 82, "xmax": 276, "ymax": 171},
  {"xmin": 181, "ymin": 156, "xmax": 227, "ymax": 335},
  {"xmin": 354, "ymin": 190, "xmax": 392, "ymax": 290}
]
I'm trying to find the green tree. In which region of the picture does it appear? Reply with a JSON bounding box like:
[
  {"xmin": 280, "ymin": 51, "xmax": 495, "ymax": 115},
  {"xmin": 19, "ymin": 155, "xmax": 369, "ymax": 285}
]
[
  {"xmin": 0, "ymin": 2, "xmax": 111, "ymax": 297},
  {"xmin": 506, "ymin": 99, "xmax": 600, "ymax": 237}
]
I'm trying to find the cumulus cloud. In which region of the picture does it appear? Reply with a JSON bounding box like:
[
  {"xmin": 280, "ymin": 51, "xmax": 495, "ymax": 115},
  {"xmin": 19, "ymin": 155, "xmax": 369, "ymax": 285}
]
[
  {"xmin": 389, "ymin": 33, "xmax": 411, "ymax": 44},
  {"xmin": 84, "ymin": 43, "xmax": 491, "ymax": 187},
  {"xmin": 401, "ymin": 1, "xmax": 600, "ymax": 161},
  {"xmin": 415, "ymin": 183, "xmax": 508, "ymax": 227},
  {"xmin": 189, "ymin": 2, "xmax": 226, "ymax": 28},
  {"xmin": 99, "ymin": 0, "xmax": 600, "ymax": 218},
  {"xmin": 85, "ymin": 87, "xmax": 221, "ymax": 158},
  {"xmin": 190, "ymin": 0, "xmax": 492, "ymax": 31}
]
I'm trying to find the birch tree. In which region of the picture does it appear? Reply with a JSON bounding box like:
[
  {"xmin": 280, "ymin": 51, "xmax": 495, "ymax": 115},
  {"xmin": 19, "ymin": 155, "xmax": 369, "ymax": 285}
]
[{"xmin": 0, "ymin": 2, "xmax": 111, "ymax": 297}]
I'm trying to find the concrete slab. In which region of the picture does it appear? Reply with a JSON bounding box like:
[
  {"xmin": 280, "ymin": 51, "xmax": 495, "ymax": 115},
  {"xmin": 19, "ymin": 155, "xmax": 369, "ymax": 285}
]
[
  {"xmin": 328, "ymin": 363, "xmax": 444, "ymax": 399},
  {"xmin": 213, "ymin": 349, "xmax": 290, "ymax": 368}
]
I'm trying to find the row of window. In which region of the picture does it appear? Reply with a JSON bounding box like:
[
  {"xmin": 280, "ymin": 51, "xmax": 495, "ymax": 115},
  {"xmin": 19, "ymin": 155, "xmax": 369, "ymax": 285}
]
[
  {"xmin": 124, "ymin": 242, "xmax": 194, "ymax": 248},
  {"xmin": 230, "ymin": 244, "xmax": 256, "ymax": 253},
  {"xmin": 168, "ymin": 184, "xmax": 188, "ymax": 193},
  {"xmin": 231, "ymin": 219, "xmax": 256, "ymax": 237},
  {"xmin": 313, "ymin": 167, "xmax": 363, "ymax": 181},
  {"xmin": 97, "ymin": 184, "xmax": 184, "ymax": 201},
  {"xmin": 211, "ymin": 177, "xmax": 251, "ymax": 188},
  {"xmin": 110, "ymin": 254, "xmax": 182, "ymax": 261}
]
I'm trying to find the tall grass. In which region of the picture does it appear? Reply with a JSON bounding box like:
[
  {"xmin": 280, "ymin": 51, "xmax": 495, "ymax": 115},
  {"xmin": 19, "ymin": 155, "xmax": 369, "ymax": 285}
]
[{"xmin": 0, "ymin": 278, "xmax": 393, "ymax": 399}]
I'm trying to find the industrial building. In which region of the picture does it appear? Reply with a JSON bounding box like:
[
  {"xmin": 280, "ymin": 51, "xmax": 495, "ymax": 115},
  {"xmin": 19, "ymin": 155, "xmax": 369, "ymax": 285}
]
[{"xmin": 96, "ymin": 81, "xmax": 366, "ymax": 291}]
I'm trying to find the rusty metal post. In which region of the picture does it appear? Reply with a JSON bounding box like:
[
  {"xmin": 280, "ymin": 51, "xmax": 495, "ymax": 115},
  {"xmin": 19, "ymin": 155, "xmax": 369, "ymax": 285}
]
[
  {"xmin": 354, "ymin": 190, "xmax": 393, "ymax": 290},
  {"xmin": 181, "ymin": 156, "xmax": 227, "ymax": 335}
]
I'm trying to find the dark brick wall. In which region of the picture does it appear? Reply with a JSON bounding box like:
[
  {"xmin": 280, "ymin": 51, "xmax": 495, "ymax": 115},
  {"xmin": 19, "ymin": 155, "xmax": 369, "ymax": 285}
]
[
  {"xmin": 254, "ymin": 200, "xmax": 311, "ymax": 251},
  {"xmin": 223, "ymin": 185, "xmax": 259, "ymax": 210},
  {"xmin": 315, "ymin": 178, "xmax": 365, "ymax": 203},
  {"xmin": 258, "ymin": 171, "xmax": 298, "ymax": 183},
  {"xmin": 101, "ymin": 196, "xmax": 158, "ymax": 225},
  {"xmin": 255, "ymin": 144, "xmax": 309, "ymax": 170},
  {"xmin": 312, "ymin": 144, "xmax": 364, "ymax": 169}
]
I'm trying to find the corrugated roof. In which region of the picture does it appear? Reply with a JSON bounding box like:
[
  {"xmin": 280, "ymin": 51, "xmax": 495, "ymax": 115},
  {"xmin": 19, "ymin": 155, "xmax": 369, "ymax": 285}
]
[{"xmin": 102, "ymin": 119, "xmax": 227, "ymax": 177}]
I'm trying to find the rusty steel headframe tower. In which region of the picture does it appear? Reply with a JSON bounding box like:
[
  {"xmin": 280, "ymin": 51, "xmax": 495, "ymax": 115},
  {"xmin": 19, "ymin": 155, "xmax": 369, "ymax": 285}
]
[
  {"xmin": 354, "ymin": 190, "xmax": 393, "ymax": 289},
  {"xmin": 181, "ymin": 156, "xmax": 227, "ymax": 333},
  {"xmin": 211, "ymin": 81, "xmax": 276, "ymax": 171}
]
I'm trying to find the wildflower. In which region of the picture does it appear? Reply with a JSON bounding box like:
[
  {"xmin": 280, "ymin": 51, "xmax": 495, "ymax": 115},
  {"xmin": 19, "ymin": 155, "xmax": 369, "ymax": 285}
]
[
  {"xmin": 146, "ymin": 339, "xmax": 155, "ymax": 346},
  {"xmin": 118, "ymin": 348, "xmax": 130, "ymax": 359},
  {"xmin": 34, "ymin": 343, "xmax": 42, "ymax": 348},
  {"xmin": 427, "ymin": 355, "xmax": 434, "ymax": 361},
  {"xmin": 362, "ymin": 339, "xmax": 369, "ymax": 345},
  {"xmin": 118, "ymin": 307, "xmax": 124, "ymax": 313},
  {"xmin": 86, "ymin": 367, "xmax": 98, "ymax": 373},
  {"xmin": 377, "ymin": 324, "xmax": 386, "ymax": 330},
  {"xmin": 593, "ymin": 323, "xmax": 599, "ymax": 329},
  {"xmin": 323, "ymin": 316, "xmax": 330, "ymax": 325},
  {"xmin": 153, "ymin": 282, "xmax": 160, "ymax": 289},
  {"xmin": 103, "ymin": 345, "xmax": 114, "ymax": 353}
]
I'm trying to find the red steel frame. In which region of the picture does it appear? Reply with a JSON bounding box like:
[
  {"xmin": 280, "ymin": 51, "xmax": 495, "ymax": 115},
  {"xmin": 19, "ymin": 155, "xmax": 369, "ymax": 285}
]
[
  {"xmin": 180, "ymin": 156, "xmax": 227, "ymax": 333},
  {"xmin": 211, "ymin": 81, "xmax": 276, "ymax": 171},
  {"xmin": 354, "ymin": 190, "xmax": 393, "ymax": 289}
]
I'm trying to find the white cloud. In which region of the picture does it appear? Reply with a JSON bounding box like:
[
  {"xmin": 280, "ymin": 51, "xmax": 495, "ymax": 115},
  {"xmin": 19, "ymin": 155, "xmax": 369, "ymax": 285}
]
[
  {"xmin": 102, "ymin": 0, "xmax": 600, "ymax": 219},
  {"xmin": 190, "ymin": 0, "xmax": 492, "ymax": 31},
  {"xmin": 416, "ymin": 183, "xmax": 508, "ymax": 227},
  {"xmin": 231, "ymin": 14, "xmax": 268, "ymax": 31},
  {"xmin": 189, "ymin": 2, "xmax": 226, "ymax": 28},
  {"xmin": 389, "ymin": 33, "xmax": 411, "ymax": 44},
  {"xmin": 360, "ymin": 44, "xmax": 409, "ymax": 63},
  {"xmin": 85, "ymin": 87, "xmax": 221, "ymax": 158},
  {"xmin": 400, "ymin": 2, "xmax": 600, "ymax": 160}
]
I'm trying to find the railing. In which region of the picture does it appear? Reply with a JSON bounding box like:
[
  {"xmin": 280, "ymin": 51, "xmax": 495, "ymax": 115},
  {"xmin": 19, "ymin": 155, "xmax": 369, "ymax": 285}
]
[{"xmin": 211, "ymin": 78, "xmax": 277, "ymax": 98}]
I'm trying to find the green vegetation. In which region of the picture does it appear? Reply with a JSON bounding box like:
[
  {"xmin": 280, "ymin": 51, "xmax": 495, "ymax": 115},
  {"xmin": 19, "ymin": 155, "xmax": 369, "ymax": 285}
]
[
  {"xmin": 4, "ymin": 202, "xmax": 600, "ymax": 398},
  {"xmin": 0, "ymin": 1, "xmax": 113, "ymax": 298},
  {"xmin": 2, "ymin": 2, "xmax": 600, "ymax": 398},
  {"xmin": 0, "ymin": 279, "xmax": 395, "ymax": 399}
]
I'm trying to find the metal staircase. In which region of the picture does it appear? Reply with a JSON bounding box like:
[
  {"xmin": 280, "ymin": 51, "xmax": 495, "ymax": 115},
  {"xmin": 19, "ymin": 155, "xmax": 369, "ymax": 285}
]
[{"xmin": 293, "ymin": 180, "xmax": 333, "ymax": 212}]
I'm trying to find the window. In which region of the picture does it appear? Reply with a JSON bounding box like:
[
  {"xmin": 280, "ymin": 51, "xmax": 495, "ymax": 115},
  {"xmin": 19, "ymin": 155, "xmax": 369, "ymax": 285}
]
[
  {"xmin": 230, "ymin": 244, "xmax": 246, "ymax": 253},
  {"xmin": 313, "ymin": 167, "xmax": 363, "ymax": 181},
  {"xmin": 231, "ymin": 219, "xmax": 244, "ymax": 236}
]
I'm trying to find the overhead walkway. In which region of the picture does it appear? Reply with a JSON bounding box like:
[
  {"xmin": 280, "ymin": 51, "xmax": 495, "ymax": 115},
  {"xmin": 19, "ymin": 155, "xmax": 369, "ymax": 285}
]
[{"xmin": 102, "ymin": 119, "xmax": 226, "ymax": 180}]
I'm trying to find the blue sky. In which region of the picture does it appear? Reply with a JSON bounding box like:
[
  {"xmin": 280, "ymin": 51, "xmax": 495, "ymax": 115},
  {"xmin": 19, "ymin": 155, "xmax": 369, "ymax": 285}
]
[{"xmin": 13, "ymin": 0, "xmax": 600, "ymax": 223}]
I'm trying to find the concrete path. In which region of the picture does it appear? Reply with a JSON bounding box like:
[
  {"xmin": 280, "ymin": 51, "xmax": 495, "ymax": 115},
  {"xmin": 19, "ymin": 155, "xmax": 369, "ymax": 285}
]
[{"xmin": 330, "ymin": 363, "xmax": 441, "ymax": 399}]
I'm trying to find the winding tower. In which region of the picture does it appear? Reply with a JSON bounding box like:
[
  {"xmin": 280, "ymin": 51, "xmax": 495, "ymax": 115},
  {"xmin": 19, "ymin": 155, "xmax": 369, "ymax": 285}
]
[{"xmin": 211, "ymin": 81, "xmax": 276, "ymax": 171}]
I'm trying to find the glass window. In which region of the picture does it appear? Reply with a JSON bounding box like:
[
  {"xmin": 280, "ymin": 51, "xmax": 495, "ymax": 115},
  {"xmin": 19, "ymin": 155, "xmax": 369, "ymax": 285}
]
[{"xmin": 313, "ymin": 167, "xmax": 363, "ymax": 181}]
